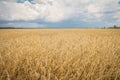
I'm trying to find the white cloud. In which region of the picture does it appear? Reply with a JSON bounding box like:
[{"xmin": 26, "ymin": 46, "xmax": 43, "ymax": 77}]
[
  {"xmin": 0, "ymin": 0, "xmax": 120, "ymax": 24},
  {"xmin": 0, "ymin": 1, "xmax": 38, "ymax": 20},
  {"xmin": 0, "ymin": 0, "xmax": 70, "ymax": 22},
  {"xmin": 87, "ymin": 4, "xmax": 103, "ymax": 18}
]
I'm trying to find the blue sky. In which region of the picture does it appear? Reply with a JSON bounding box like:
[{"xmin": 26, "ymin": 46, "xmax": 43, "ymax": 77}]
[{"xmin": 0, "ymin": 0, "xmax": 120, "ymax": 28}]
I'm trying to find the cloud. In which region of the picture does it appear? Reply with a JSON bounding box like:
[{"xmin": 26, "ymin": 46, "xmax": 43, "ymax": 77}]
[
  {"xmin": 0, "ymin": 21, "xmax": 46, "ymax": 28},
  {"xmin": 0, "ymin": 0, "xmax": 120, "ymax": 26},
  {"xmin": 17, "ymin": 0, "xmax": 36, "ymax": 4},
  {"xmin": 113, "ymin": 12, "xmax": 120, "ymax": 25},
  {"xmin": 0, "ymin": 1, "xmax": 40, "ymax": 20},
  {"xmin": 0, "ymin": 0, "xmax": 71, "ymax": 22}
]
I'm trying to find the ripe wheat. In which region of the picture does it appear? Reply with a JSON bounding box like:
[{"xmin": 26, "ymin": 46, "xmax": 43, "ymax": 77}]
[{"xmin": 0, "ymin": 29, "xmax": 120, "ymax": 80}]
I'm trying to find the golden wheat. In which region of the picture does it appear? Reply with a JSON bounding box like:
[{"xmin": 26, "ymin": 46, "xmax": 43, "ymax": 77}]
[{"xmin": 0, "ymin": 29, "xmax": 120, "ymax": 80}]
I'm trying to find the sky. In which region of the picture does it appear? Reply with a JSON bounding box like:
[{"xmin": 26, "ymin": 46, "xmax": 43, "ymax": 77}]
[{"xmin": 0, "ymin": 0, "xmax": 120, "ymax": 28}]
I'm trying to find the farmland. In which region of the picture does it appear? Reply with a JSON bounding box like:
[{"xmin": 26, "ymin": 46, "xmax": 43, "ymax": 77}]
[{"xmin": 0, "ymin": 29, "xmax": 120, "ymax": 80}]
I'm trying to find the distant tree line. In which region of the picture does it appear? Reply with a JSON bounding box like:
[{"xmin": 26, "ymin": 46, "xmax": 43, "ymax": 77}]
[
  {"xmin": 104, "ymin": 25, "xmax": 120, "ymax": 29},
  {"xmin": 0, "ymin": 27, "xmax": 16, "ymax": 29},
  {"xmin": 112, "ymin": 25, "xmax": 120, "ymax": 28}
]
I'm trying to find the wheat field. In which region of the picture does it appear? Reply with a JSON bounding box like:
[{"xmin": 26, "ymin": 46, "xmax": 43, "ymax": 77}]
[{"xmin": 0, "ymin": 29, "xmax": 120, "ymax": 80}]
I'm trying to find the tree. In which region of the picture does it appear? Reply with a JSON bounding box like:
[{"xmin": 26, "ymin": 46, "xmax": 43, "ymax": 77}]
[{"xmin": 113, "ymin": 25, "xmax": 117, "ymax": 28}]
